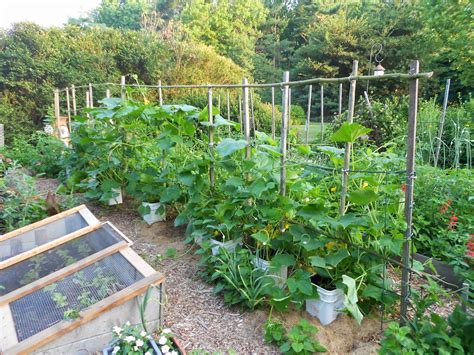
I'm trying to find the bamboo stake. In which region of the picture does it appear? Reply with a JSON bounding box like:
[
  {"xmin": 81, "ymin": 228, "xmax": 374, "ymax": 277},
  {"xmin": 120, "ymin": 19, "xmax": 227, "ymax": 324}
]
[
  {"xmin": 158, "ymin": 80, "xmax": 163, "ymax": 106},
  {"xmin": 85, "ymin": 91, "xmax": 90, "ymax": 109},
  {"xmin": 106, "ymin": 89, "xmax": 111, "ymax": 98},
  {"xmin": 0, "ymin": 124, "xmax": 4, "ymax": 148},
  {"xmin": 71, "ymin": 85, "xmax": 77, "ymax": 116},
  {"xmin": 208, "ymin": 87, "xmax": 215, "ymax": 189},
  {"xmin": 288, "ymin": 88, "xmax": 292, "ymax": 132},
  {"xmin": 305, "ymin": 85, "xmax": 312, "ymax": 144},
  {"xmin": 320, "ymin": 85, "xmax": 324, "ymax": 141},
  {"xmin": 242, "ymin": 78, "xmax": 250, "ymax": 159},
  {"xmin": 88, "ymin": 83, "xmax": 94, "ymax": 108},
  {"xmin": 339, "ymin": 60, "xmax": 358, "ymax": 216},
  {"xmin": 400, "ymin": 60, "xmax": 420, "ymax": 326},
  {"xmin": 271, "ymin": 87, "xmax": 276, "ymax": 140},
  {"xmin": 218, "ymin": 93, "xmax": 221, "ymax": 112},
  {"xmin": 280, "ymin": 71, "xmax": 290, "ymax": 196},
  {"xmin": 434, "ymin": 79, "xmax": 451, "ymax": 167},
  {"xmin": 66, "ymin": 87, "xmax": 71, "ymax": 131},
  {"xmin": 338, "ymin": 83, "xmax": 343, "ymax": 115},
  {"xmin": 121, "ymin": 76, "xmax": 126, "ymax": 100}
]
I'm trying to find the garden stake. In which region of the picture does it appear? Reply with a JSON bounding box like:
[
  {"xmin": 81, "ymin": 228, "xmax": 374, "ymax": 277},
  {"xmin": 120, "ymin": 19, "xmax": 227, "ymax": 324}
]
[
  {"xmin": 320, "ymin": 85, "xmax": 324, "ymax": 141},
  {"xmin": 66, "ymin": 87, "xmax": 71, "ymax": 131},
  {"xmin": 338, "ymin": 83, "xmax": 343, "ymax": 115},
  {"xmin": 339, "ymin": 60, "xmax": 358, "ymax": 216},
  {"xmin": 226, "ymin": 91, "xmax": 231, "ymax": 135},
  {"xmin": 121, "ymin": 76, "xmax": 126, "ymax": 100},
  {"xmin": 250, "ymin": 89, "xmax": 256, "ymax": 137},
  {"xmin": 71, "ymin": 85, "xmax": 77, "ymax": 116},
  {"xmin": 400, "ymin": 60, "xmax": 420, "ymax": 326},
  {"xmin": 54, "ymin": 89, "xmax": 60, "ymax": 135},
  {"xmin": 238, "ymin": 94, "xmax": 243, "ymax": 134},
  {"xmin": 158, "ymin": 80, "xmax": 163, "ymax": 106},
  {"xmin": 242, "ymin": 78, "xmax": 251, "ymax": 159},
  {"xmin": 208, "ymin": 86, "xmax": 215, "ymax": 189},
  {"xmin": 434, "ymin": 78, "xmax": 450, "ymax": 167},
  {"xmin": 0, "ymin": 124, "xmax": 4, "ymax": 147},
  {"xmin": 106, "ymin": 89, "xmax": 110, "ymax": 98},
  {"xmin": 305, "ymin": 85, "xmax": 312, "ymax": 144},
  {"xmin": 280, "ymin": 71, "xmax": 290, "ymax": 196},
  {"xmin": 88, "ymin": 83, "xmax": 94, "ymax": 108},
  {"xmin": 271, "ymin": 86, "xmax": 276, "ymax": 140}
]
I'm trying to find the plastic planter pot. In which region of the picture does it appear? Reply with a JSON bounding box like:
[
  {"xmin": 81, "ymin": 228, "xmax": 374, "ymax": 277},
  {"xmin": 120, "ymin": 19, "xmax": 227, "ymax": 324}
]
[
  {"xmin": 306, "ymin": 285, "xmax": 345, "ymax": 325},
  {"xmin": 142, "ymin": 202, "xmax": 166, "ymax": 225},
  {"xmin": 252, "ymin": 257, "xmax": 288, "ymax": 288},
  {"xmin": 209, "ymin": 238, "xmax": 239, "ymax": 256},
  {"xmin": 103, "ymin": 338, "xmax": 160, "ymax": 354},
  {"xmin": 107, "ymin": 188, "xmax": 123, "ymax": 206}
]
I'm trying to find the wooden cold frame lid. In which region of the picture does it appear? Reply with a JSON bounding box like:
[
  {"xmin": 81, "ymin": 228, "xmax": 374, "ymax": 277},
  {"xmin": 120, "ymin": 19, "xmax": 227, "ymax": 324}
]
[
  {"xmin": 0, "ymin": 221, "xmax": 133, "ymax": 270},
  {"xmin": 0, "ymin": 246, "xmax": 164, "ymax": 355},
  {"xmin": 0, "ymin": 205, "xmax": 99, "ymax": 242}
]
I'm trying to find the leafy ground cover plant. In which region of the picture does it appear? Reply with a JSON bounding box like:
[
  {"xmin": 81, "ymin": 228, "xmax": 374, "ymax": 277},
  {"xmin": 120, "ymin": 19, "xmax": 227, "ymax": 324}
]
[{"xmin": 264, "ymin": 318, "xmax": 327, "ymax": 354}]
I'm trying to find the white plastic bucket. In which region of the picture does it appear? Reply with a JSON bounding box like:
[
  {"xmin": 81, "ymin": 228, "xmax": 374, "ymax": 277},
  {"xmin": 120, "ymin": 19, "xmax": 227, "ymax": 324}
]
[
  {"xmin": 209, "ymin": 238, "xmax": 239, "ymax": 256},
  {"xmin": 306, "ymin": 285, "xmax": 345, "ymax": 325},
  {"xmin": 253, "ymin": 257, "xmax": 288, "ymax": 288},
  {"xmin": 107, "ymin": 188, "xmax": 123, "ymax": 206},
  {"xmin": 142, "ymin": 202, "xmax": 165, "ymax": 225}
]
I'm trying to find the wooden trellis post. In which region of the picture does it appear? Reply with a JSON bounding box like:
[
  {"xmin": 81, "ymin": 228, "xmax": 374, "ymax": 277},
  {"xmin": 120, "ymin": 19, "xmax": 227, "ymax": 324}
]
[
  {"xmin": 226, "ymin": 91, "xmax": 231, "ymax": 135},
  {"xmin": 305, "ymin": 85, "xmax": 312, "ymax": 144},
  {"xmin": 338, "ymin": 83, "xmax": 343, "ymax": 116},
  {"xmin": 271, "ymin": 87, "xmax": 276, "ymax": 140},
  {"xmin": 400, "ymin": 60, "xmax": 420, "ymax": 325},
  {"xmin": 66, "ymin": 88, "xmax": 71, "ymax": 131},
  {"xmin": 88, "ymin": 83, "xmax": 94, "ymax": 108},
  {"xmin": 238, "ymin": 95, "xmax": 243, "ymax": 134},
  {"xmin": 121, "ymin": 76, "xmax": 126, "ymax": 100},
  {"xmin": 0, "ymin": 124, "xmax": 4, "ymax": 148},
  {"xmin": 250, "ymin": 89, "xmax": 256, "ymax": 137},
  {"xmin": 71, "ymin": 85, "xmax": 77, "ymax": 116},
  {"xmin": 106, "ymin": 89, "xmax": 111, "ymax": 98},
  {"xmin": 158, "ymin": 80, "xmax": 163, "ymax": 106},
  {"xmin": 242, "ymin": 78, "xmax": 251, "ymax": 159},
  {"xmin": 434, "ymin": 78, "xmax": 450, "ymax": 167},
  {"xmin": 280, "ymin": 71, "xmax": 290, "ymax": 196},
  {"xmin": 208, "ymin": 86, "xmax": 215, "ymax": 188},
  {"xmin": 339, "ymin": 60, "xmax": 358, "ymax": 216},
  {"xmin": 320, "ymin": 85, "xmax": 324, "ymax": 141},
  {"xmin": 54, "ymin": 89, "xmax": 60, "ymax": 134},
  {"xmin": 288, "ymin": 88, "xmax": 292, "ymax": 132}
]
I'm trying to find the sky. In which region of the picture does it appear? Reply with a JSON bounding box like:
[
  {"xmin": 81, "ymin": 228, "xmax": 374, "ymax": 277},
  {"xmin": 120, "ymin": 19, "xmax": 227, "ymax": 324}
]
[{"xmin": 0, "ymin": 0, "xmax": 101, "ymax": 29}]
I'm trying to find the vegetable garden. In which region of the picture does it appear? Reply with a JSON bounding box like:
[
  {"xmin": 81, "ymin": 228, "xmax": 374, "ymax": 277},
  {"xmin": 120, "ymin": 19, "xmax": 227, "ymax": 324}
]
[{"xmin": 1, "ymin": 60, "xmax": 473, "ymax": 354}]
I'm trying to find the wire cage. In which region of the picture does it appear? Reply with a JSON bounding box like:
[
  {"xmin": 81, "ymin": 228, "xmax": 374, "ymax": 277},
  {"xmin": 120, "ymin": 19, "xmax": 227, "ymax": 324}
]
[{"xmin": 0, "ymin": 206, "xmax": 164, "ymax": 354}]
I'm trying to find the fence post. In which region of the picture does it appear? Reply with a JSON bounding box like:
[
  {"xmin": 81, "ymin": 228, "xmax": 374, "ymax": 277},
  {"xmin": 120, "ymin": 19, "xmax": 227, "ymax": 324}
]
[
  {"xmin": 339, "ymin": 60, "xmax": 358, "ymax": 216},
  {"xmin": 0, "ymin": 124, "xmax": 4, "ymax": 148},
  {"xmin": 320, "ymin": 85, "xmax": 324, "ymax": 141},
  {"xmin": 280, "ymin": 71, "xmax": 290, "ymax": 196},
  {"xmin": 338, "ymin": 83, "xmax": 343, "ymax": 116},
  {"xmin": 271, "ymin": 87, "xmax": 276, "ymax": 140},
  {"xmin": 400, "ymin": 60, "xmax": 420, "ymax": 326},
  {"xmin": 208, "ymin": 86, "xmax": 215, "ymax": 189},
  {"xmin": 434, "ymin": 78, "xmax": 450, "ymax": 167},
  {"xmin": 71, "ymin": 85, "xmax": 77, "ymax": 116},
  {"xmin": 88, "ymin": 83, "xmax": 94, "ymax": 108},
  {"xmin": 242, "ymin": 78, "xmax": 251, "ymax": 159},
  {"xmin": 121, "ymin": 76, "xmax": 126, "ymax": 100},
  {"xmin": 305, "ymin": 85, "xmax": 312, "ymax": 144}
]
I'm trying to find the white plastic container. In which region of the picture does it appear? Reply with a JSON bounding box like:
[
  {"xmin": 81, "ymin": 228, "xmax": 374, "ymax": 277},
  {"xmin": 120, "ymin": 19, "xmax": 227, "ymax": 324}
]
[
  {"xmin": 107, "ymin": 188, "xmax": 123, "ymax": 206},
  {"xmin": 141, "ymin": 202, "xmax": 165, "ymax": 225},
  {"xmin": 253, "ymin": 257, "xmax": 288, "ymax": 288},
  {"xmin": 209, "ymin": 238, "xmax": 239, "ymax": 256},
  {"xmin": 306, "ymin": 285, "xmax": 345, "ymax": 325}
]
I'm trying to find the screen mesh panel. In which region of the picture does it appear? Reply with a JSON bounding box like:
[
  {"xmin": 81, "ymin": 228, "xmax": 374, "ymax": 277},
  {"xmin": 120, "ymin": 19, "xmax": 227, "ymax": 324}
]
[
  {"xmin": 0, "ymin": 224, "xmax": 123, "ymax": 296},
  {"xmin": 10, "ymin": 253, "xmax": 144, "ymax": 342},
  {"xmin": 0, "ymin": 213, "xmax": 88, "ymax": 261}
]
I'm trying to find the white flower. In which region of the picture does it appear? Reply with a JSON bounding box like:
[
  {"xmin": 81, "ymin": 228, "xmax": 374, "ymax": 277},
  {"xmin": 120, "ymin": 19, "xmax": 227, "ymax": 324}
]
[
  {"xmin": 112, "ymin": 346, "xmax": 120, "ymax": 354},
  {"xmin": 170, "ymin": 351, "xmax": 178, "ymax": 355},
  {"xmin": 44, "ymin": 125, "xmax": 54, "ymax": 134},
  {"xmin": 158, "ymin": 336, "xmax": 167, "ymax": 345},
  {"xmin": 140, "ymin": 330, "xmax": 147, "ymax": 337},
  {"xmin": 161, "ymin": 345, "xmax": 170, "ymax": 353},
  {"xmin": 126, "ymin": 321, "xmax": 131, "ymax": 326},
  {"xmin": 133, "ymin": 346, "xmax": 138, "ymax": 351},
  {"xmin": 145, "ymin": 352, "xmax": 151, "ymax": 355},
  {"xmin": 113, "ymin": 326, "xmax": 122, "ymax": 334},
  {"xmin": 162, "ymin": 328, "xmax": 172, "ymax": 334},
  {"xmin": 136, "ymin": 339, "xmax": 144, "ymax": 347},
  {"xmin": 125, "ymin": 336, "xmax": 136, "ymax": 343}
]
